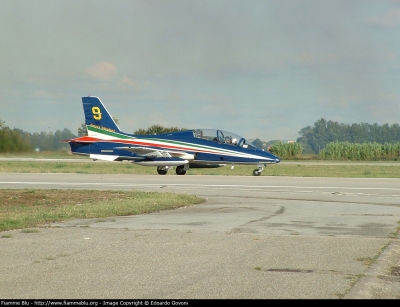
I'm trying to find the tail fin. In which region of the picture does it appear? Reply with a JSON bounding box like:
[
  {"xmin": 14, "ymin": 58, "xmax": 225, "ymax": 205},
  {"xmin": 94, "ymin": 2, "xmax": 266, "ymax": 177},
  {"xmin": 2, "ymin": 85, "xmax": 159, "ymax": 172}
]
[{"xmin": 82, "ymin": 96, "xmax": 121, "ymax": 133}]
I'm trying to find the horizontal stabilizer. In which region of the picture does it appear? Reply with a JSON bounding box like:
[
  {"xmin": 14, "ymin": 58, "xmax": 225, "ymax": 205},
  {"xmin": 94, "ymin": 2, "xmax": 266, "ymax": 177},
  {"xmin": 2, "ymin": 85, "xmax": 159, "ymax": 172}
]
[{"xmin": 64, "ymin": 136, "xmax": 100, "ymax": 143}]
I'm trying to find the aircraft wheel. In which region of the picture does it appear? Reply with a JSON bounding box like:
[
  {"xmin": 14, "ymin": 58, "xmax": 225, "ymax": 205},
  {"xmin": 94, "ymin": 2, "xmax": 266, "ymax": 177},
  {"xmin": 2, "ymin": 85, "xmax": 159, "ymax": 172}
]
[
  {"xmin": 253, "ymin": 169, "xmax": 261, "ymax": 176},
  {"xmin": 157, "ymin": 166, "xmax": 168, "ymax": 175},
  {"xmin": 176, "ymin": 165, "xmax": 187, "ymax": 175}
]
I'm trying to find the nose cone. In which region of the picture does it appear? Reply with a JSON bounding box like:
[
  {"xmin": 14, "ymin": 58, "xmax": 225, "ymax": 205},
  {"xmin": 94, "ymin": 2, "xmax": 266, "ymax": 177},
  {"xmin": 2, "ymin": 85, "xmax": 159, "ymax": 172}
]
[{"xmin": 275, "ymin": 157, "xmax": 280, "ymax": 163}]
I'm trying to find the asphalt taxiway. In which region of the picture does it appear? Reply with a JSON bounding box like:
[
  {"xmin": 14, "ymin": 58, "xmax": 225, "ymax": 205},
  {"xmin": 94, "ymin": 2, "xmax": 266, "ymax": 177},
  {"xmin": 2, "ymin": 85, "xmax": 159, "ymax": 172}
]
[{"xmin": 0, "ymin": 173, "xmax": 400, "ymax": 299}]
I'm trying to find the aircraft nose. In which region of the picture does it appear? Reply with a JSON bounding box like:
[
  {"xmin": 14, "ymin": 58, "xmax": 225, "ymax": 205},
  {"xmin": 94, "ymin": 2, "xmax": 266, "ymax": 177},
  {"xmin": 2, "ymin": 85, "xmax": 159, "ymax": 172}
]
[{"xmin": 275, "ymin": 158, "xmax": 280, "ymax": 163}]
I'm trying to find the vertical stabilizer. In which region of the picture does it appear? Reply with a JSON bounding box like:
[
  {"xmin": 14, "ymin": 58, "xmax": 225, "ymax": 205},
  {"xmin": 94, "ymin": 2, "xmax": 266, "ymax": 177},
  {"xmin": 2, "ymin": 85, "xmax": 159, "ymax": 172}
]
[{"xmin": 82, "ymin": 96, "xmax": 121, "ymax": 133}]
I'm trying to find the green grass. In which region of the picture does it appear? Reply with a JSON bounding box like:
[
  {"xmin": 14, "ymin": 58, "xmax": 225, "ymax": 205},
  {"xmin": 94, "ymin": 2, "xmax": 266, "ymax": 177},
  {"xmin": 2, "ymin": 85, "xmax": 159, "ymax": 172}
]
[
  {"xmin": 1, "ymin": 160, "xmax": 400, "ymax": 177},
  {"xmin": 0, "ymin": 189, "xmax": 204, "ymax": 232}
]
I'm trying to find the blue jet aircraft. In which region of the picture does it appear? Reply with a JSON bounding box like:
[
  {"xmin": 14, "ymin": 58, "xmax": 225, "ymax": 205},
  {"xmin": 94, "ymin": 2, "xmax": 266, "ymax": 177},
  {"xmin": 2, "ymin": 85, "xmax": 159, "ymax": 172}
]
[{"xmin": 65, "ymin": 96, "xmax": 280, "ymax": 176}]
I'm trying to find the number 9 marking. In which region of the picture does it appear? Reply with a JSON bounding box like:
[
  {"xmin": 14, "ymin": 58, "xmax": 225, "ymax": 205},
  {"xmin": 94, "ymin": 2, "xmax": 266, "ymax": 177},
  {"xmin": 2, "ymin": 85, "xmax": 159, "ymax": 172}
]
[{"xmin": 92, "ymin": 107, "xmax": 102, "ymax": 120}]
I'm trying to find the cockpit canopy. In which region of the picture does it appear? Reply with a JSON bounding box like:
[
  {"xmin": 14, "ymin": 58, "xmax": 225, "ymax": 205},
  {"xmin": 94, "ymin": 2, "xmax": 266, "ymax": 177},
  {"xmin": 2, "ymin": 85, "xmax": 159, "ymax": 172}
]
[{"xmin": 192, "ymin": 129, "xmax": 259, "ymax": 149}]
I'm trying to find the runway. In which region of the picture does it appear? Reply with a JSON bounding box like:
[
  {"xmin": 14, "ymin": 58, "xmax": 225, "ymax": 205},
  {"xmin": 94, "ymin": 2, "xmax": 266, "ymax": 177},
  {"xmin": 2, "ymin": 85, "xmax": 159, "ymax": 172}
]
[{"xmin": 1, "ymin": 173, "xmax": 400, "ymax": 299}]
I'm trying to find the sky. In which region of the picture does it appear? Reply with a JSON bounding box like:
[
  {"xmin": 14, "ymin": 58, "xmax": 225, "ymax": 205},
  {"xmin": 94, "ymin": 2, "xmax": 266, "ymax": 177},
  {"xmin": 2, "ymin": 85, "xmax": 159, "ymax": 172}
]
[{"xmin": 1, "ymin": 0, "xmax": 400, "ymax": 142}]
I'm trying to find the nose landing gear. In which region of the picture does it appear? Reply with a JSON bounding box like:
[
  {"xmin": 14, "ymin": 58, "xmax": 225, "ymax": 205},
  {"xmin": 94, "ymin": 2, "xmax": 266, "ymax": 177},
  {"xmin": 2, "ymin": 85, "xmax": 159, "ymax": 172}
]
[{"xmin": 253, "ymin": 164, "xmax": 265, "ymax": 176}]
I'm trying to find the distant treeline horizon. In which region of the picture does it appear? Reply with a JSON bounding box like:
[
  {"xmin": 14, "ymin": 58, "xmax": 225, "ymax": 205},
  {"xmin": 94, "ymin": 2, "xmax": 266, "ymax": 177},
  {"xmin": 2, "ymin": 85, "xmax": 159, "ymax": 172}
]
[
  {"xmin": 296, "ymin": 118, "xmax": 400, "ymax": 154},
  {"xmin": 1, "ymin": 118, "xmax": 400, "ymax": 155}
]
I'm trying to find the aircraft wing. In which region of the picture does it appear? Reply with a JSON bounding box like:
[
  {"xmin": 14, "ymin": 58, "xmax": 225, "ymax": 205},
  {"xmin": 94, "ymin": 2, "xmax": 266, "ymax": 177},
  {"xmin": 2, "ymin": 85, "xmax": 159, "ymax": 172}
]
[{"xmin": 114, "ymin": 146, "xmax": 191, "ymax": 159}]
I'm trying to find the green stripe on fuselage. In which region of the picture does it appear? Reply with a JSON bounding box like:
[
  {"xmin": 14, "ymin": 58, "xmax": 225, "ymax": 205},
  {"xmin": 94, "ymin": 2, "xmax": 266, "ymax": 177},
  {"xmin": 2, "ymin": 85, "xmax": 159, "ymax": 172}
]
[{"xmin": 87, "ymin": 125, "xmax": 133, "ymax": 139}]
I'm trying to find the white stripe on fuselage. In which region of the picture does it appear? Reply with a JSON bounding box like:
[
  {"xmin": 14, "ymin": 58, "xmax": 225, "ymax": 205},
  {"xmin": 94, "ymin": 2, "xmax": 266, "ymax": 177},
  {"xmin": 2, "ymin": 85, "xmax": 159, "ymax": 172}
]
[{"xmin": 88, "ymin": 131, "xmax": 273, "ymax": 161}]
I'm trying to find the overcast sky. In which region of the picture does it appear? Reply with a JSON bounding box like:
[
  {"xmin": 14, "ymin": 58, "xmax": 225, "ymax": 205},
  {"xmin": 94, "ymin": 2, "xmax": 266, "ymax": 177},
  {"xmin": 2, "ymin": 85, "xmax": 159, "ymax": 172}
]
[{"xmin": 1, "ymin": 0, "xmax": 400, "ymax": 141}]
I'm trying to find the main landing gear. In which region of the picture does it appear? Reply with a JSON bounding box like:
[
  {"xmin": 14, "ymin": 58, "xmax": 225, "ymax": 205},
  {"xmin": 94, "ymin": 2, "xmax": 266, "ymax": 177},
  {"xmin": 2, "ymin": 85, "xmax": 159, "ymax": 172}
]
[
  {"xmin": 156, "ymin": 165, "xmax": 187, "ymax": 175},
  {"xmin": 176, "ymin": 165, "xmax": 187, "ymax": 175},
  {"xmin": 157, "ymin": 166, "xmax": 168, "ymax": 175}
]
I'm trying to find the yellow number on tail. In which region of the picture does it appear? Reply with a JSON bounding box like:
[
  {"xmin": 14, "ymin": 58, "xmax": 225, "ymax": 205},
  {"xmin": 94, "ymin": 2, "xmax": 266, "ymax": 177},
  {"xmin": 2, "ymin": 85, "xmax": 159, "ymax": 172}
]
[{"xmin": 92, "ymin": 107, "xmax": 102, "ymax": 120}]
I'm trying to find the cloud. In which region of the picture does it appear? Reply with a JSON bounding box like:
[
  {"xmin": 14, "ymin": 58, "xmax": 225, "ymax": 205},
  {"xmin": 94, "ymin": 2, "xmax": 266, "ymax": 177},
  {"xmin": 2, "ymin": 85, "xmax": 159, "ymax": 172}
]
[
  {"xmin": 120, "ymin": 76, "xmax": 142, "ymax": 89},
  {"xmin": 85, "ymin": 62, "xmax": 117, "ymax": 80},
  {"xmin": 369, "ymin": 8, "xmax": 400, "ymax": 28}
]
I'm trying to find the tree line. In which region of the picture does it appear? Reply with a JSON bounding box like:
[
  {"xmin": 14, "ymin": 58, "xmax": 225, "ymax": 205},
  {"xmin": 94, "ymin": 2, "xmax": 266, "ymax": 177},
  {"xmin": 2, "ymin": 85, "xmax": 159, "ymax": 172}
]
[
  {"xmin": 296, "ymin": 118, "xmax": 400, "ymax": 154},
  {"xmin": 1, "ymin": 117, "xmax": 400, "ymax": 160},
  {"xmin": 0, "ymin": 120, "xmax": 189, "ymax": 153},
  {"xmin": 0, "ymin": 119, "xmax": 76, "ymax": 152}
]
